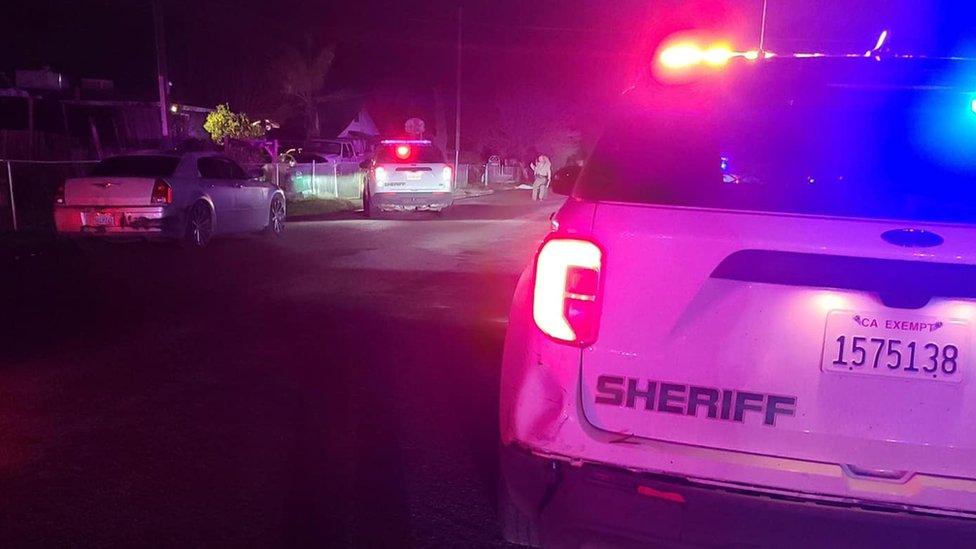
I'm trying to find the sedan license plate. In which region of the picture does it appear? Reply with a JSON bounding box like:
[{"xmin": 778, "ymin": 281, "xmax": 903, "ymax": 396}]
[
  {"xmin": 88, "ymin": 212, "xmax": 116, "ymax": 227},
  {"xmin": 821, "ymin": 311, "xmax": 968, "ymax": 383}
]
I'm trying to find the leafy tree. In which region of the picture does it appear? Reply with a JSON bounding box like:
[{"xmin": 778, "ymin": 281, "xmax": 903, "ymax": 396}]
[
  {"xmin": 204, "ymin": 104, "xmax": 265, "ymax": 145},
  {"xmin": 274, "ymin": 41, "xmax": 335, "ymax": 140},
  {"xmin": 477, "ymin": 87, "xmax": 581, "ymax": 166}
]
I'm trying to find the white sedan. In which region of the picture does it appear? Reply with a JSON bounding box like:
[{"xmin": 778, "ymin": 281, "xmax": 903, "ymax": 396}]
[{"xmin": 54, "ymin": 152, "xmax": 286, "ymax": 247}]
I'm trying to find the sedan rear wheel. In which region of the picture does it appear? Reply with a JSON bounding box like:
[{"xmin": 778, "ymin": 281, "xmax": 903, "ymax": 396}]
[
  {"xmin": 185, "ymin": 201, "xmax": 213, "ymax": 247},
  {"xmin": 265, "ymin": 195, "xmax": 286, "ymax": 236}
]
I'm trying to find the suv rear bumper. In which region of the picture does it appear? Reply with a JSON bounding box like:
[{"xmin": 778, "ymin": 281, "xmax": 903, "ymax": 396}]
[
  {"xmin": 371, "ymin": 191, "xmax": 453, "ymax": 211},
  {"xmin": 501, "ymin": 444, "xmax": 976, "ymax": 548}
]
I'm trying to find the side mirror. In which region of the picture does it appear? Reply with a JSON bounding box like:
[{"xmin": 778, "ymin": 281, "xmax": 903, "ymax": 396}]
[
  {"xmin": 551, "ymin": 165, "xmax": 580, "ymax": 196},
  {"xmin": 249, "ymin": 167, "xmax": 264, "ymax": 180},
  {"xmin": 359, "ymin": 159, "xmax": 372, "ymax": 170}
]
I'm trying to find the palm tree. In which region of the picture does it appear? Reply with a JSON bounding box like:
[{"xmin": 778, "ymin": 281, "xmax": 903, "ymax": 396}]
[{"xmin": 276, "ymin": 40, "xmax": 335, "ymax": 140}]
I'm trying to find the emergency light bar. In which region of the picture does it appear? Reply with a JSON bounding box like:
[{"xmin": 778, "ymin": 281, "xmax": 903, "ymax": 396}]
[
  {"xmin": 660, "ymin": 43, "xmax": 757, "ymax": 69},
  {"xmin": 380, "ymin": 140, "xmax": 431, "ymax": 145},
  {"xmin": 656, "ymin": 28, "xmax": 976, "ymax": 74}
]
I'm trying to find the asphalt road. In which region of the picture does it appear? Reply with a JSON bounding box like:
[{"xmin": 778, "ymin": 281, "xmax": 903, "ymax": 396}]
[{"xmin": 0, "ymin": 190, "xmax": 560, "ymax": 547}]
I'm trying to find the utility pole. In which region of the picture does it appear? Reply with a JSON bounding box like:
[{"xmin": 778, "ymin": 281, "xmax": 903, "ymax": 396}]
[
  {"xmin": 152, "ymin": 0, "xmax": 170, "ymax": 140},
  {"xmin": 453, "ymin": 5, "xmax": 462, "ymax": 187},
  {"xmin": 759, "ymin": 0, "xmax": 769, "ymax": 54}
]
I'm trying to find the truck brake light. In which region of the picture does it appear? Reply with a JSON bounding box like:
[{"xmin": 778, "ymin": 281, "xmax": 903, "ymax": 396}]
[{"xmin": 533, "ymin": 238, "xmax": 604, "ymax": 346}]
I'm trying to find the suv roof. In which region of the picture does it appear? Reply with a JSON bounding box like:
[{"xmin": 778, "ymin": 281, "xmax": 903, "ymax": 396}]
[{"xmin": 576, "ymin": 57, "xmax": 976, "ymax": 224}]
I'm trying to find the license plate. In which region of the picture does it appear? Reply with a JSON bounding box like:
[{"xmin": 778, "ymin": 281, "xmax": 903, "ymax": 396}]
[
  {"xmin": 405, "ymin": 172, "xmax": 423, "ymax": 181},
  {"xmin": 88, "ymin": 212, "xmax": 115, "ymax": 226},
  {"xmin": 821, "ymin": 310, "xmax": 968, "ymax": 383}
]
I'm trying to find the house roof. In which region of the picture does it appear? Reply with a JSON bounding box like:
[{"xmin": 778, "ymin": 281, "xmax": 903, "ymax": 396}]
[
  {"xmin": 315, "ymin": 97, "xmax": 363, "ymax": 138},
  {"xmin": 363, "ymin": 88, "xmax": 438, "ymax": 139},
  {"xmin": 272, "ymin": 87, "xmax": 441, "ymax": 142},
  {"xmin": 272, "ymin": 93, "xmax": 373, "ymax": 141}
]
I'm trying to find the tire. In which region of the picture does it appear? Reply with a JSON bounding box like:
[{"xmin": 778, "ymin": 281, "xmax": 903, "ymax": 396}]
[
  {"xmin": 499, "ymin": 478, "xmax": 542, "ymax": 547},
  {"xmin": 264, "ymin": 194, "xmax": 286, "ymax": 236},
  {"xmin": 183, "ymin": 201, "xmax": 214, "ymax": 248}
]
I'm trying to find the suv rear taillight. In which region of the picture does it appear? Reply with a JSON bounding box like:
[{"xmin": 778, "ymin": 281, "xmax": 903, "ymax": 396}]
[
  {"xmin": 533, "ymin": 238, "xmax": 604, "ymax": 346},
  {"xmin": 151, "ymin": 179, "xmax": 172, "ymax": 204},
  {"xmin": 54, "ymin": 183, "xmax": 65, "ymax": 205},
  {"xmin": 442, "ymin": 166, "xmax": 452, "ymax": 184}
]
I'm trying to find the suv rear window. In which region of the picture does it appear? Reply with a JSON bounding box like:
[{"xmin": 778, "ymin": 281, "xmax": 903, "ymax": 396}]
[
  {"xmin": 576, "ymin": 59, "xmax": 976, "ymax": 224},
  {"xmin": 377, "ymin": 144, "xmax": 445, "ymax": 164},
  {"xmin": 90, "ymin": 155, "xmax": 179, "ymax": 178}
]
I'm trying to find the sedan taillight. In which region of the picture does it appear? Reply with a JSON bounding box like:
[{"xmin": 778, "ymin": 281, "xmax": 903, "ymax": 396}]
[
  {"xmin": 532, "ymin": 238, "xmax": 604, "ymax": 346},
  {"xmin": 151, "ymin": 179, "xmax": 172, "ymax": 204}
]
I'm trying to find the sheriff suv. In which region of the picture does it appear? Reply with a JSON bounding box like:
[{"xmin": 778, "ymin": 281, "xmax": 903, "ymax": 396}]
[
  {"xmin": 499, "ymin": 49, "xmax": 976, "ymax": 547},
  {"xmin": 363, "ymin": 140, "xmax": 453, "ymax": 216}
]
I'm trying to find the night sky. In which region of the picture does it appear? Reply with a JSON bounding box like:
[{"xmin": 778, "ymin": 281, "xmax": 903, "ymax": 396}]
[{"xmin": 2, "ymin": 1, "xmax": 972, "ymax": 114}]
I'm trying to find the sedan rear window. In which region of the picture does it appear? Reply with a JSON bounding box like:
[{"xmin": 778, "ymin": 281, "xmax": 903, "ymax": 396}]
[
  {"xmin": 576, "ymin": 59, "xmax": 976, "ymax": 225},
  {"xmin": 90, "ymin": 155, "xmax": 180, "ymax": 178}
]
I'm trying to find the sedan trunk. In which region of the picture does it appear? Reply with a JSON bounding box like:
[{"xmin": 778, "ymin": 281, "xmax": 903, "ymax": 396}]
[{"xmin": 63, "ymin": 177, "xmax": 160, "ymax": 207}]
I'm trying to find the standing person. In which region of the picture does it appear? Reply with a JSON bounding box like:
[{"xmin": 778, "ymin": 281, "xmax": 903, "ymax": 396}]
[{"xmin": 530, "ymin": 155, "xmax": 552, "ymax": 201}]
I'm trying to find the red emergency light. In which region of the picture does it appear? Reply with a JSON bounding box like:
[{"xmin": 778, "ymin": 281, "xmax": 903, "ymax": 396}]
[{"xmin": 653, "ymin": 32, "xmax": 758, "ymax": 83}]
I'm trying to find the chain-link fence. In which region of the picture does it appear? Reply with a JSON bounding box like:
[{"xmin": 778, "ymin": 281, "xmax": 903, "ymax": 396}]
[
  {"xmin": 485, "ymin": 164, "xmax": 520, "ymax": 185},
  {"xmin": 1, "ymin": 159, "xmax": 99, "ymax": 233},
  {"xmin": 286, "ymin": 161, "xmax": 365, "ymax": 200}
]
